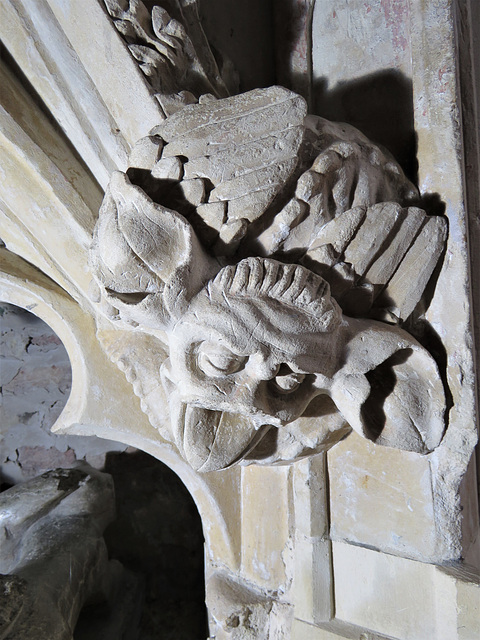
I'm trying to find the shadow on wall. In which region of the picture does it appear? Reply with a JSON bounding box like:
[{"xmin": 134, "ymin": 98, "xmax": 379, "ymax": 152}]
[
  {"xmin": 313, "ymin": 69, "xmax": 418, "ymax": 184},
  {"xmin": 101, "ymin": 450, "xmax": 208, "ymax": 640}
]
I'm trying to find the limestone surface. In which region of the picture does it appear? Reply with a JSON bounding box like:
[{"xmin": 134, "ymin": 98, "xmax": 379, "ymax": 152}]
[
  {"xmin": 90, "ymin": 87, "xmax": 448, "ymax": 473},
  {"xmin": 0, "ymin": 466, "xmax": 141, "ymax": 640}
]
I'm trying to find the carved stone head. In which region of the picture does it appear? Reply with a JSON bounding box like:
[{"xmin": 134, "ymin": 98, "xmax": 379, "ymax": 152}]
[
  {"xmin": 162, "ymin": 257, "xmax": 343, "ymax": 471},
  {"xmin": 90, "ymin": 88, "xmax": 447, "ymax": 472}
]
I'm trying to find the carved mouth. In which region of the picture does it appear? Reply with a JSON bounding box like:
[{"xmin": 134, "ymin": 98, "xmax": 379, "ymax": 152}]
[{"xmin": 179, "ymin": 404, "xmax": 271, "ymax": 472}]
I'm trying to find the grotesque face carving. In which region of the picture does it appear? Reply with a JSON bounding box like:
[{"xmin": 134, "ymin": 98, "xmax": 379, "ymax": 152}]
[
  {"xmin": 90, "ymin": 88, "xmax": 448, "ymax": 473},
  {"xmin": 161, "ymin": 257, "xmax": 343, "ymax": 472}
]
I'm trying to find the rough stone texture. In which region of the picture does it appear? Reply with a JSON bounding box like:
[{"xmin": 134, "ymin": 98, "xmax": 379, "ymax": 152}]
[
  {"xmin": 0, "ymin": 303, "xmax": 127, "ymax": 486},
  {"xmin": 207, "ymin": 571, "xmax": 293, "ymax": 640},
  {"xmin": 90, "ymin": 88, "xmax": 448, "ymax": 477},
  {"xmin": 0, "ymin": 2, "xmax": 479, "ymax": 639},
  {"xmin": 308, "ymin": 0, "xmax": 480, "ymax": 570},
  {"xmin": 102, "ymin": 0, "xmax": 231, "ymax": 117},
  {"xmin": 0, "ymin": 466, "xmax": 142, "ymax": 640}
]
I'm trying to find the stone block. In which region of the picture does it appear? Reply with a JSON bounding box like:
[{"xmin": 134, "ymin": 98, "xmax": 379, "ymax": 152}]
[
  {"xmin": 332, "ymin": 541, "xmax": 480, "ymax": 640},
  {"xmin": 328, "ymin": 432, "xmax": 437, "ymax": 561},
  {"xmin": 241, "ymin": 465, "xmax": 292, "ymax": 591}
]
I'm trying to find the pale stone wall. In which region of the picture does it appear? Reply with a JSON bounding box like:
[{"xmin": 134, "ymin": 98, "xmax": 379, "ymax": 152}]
[{"xmin": 0, "ymin": 1, "xmax": 479, "ymax": 639}]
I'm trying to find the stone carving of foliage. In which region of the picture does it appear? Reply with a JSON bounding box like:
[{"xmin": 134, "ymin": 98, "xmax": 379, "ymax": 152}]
[
  {"xmin": 90, "ymin": 85, "xmax": 448, "ymax": 472},
  {"xmin": 103, "ymin": 0, "xmax": 234, "ymax": 115}
]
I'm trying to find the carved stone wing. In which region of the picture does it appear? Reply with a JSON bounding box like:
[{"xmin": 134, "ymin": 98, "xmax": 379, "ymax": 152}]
[
  {"xmin": 140, "ymin": 86, "xmax": 308, "ymax": 254},
  {"xmin": 301, "ymin": 202, "xmax": 448, "ymax": 322}
]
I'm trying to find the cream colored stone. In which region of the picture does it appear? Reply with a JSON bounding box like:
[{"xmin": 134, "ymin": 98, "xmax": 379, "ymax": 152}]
[
  {"xmin": 206, "ymin": 571, "xmax": 293, "ymax": 640},
  {"xmin": 241, "ymin": 465, "xmax": 292, "ymax": 591},
  {"xmin": 1, "ymin": 3, "xmax": 479, "ymax": 639},
  {"xmin": 343, "ymin": 202, "xmax": 404, "ymax": 276},
  {"xmin": 0, "ymin": 70, "xmax": 97, "ymax": 301},
  {"xmin": 293, "ymin": 456, "xmax": 329, "ymax": 540},
  {"xmin": 291, "ymin": 618, "xmax": 395, "ymax": 639},
  {"xmin": 382, "ymin": 214, "xmax": 448, "ymax": 320},
  {"xmin": 180, "ymin": 178, "xmax": 206, "ymax": 206},
  {"xmin": 128, "ymin": 135, "xmax": 164, "ymax": 169},
  {"xmin": 197, "ymin": 201, "xmax": 227, "ymax": 231},
  {"xmin": 293, "ymin": 535, "xmax": 332, "ymax": 625},
  {"xmin": 0, "ymin": 248, "xmax": 240, "ymax": 581},
  {"xmin": 333, "ymin": 541, "xmax": 480, "ymax": 640},
  {"xmin": 328, "ymin": 431, "xmax": 437, "ymax": 561},
  {"xmin": 256, "ymin": 199, "xmax": 308, "ymax": 254},
  {"xmin": 182, "ymin": 128, "xmax": 304, "ymax": 183},
  {"xmin": 45, "ymin": 0, "xmax": 165, "ymax": 146},
  {"xmin": 308, "ymin": 207, "xmax": 366, "ymax": 255},
  {"xmin": 90, "ymin": 88, "xmax": 448, "ymax": 475},
  {"xmin": 151, "ymin": 155, "xmax": 184, "ymax": 180},
  {"xmin": 103, "ymin": 0, "xmax": 229, "ymax": 116},
  {"xmin": 0, "ymin": 0, "xmax": 131, "ymax": 187},
  {"xmin": 216, "ymin": 217, "xmax": 248, "ymax": 249}
]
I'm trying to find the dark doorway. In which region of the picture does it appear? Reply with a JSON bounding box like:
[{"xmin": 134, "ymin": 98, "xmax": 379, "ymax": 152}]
[{"xmin": 103, "ymin": 449, "xmax": 208, "ymax": 639}]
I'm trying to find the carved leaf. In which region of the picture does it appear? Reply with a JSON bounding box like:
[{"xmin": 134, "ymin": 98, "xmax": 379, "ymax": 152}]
[
  {"xmin": 91, "ymin": 171, "xmax": 218, "ymax": 328},
  {"xmin": 330, "ymin": 320, "xmax": 446, "ymax": 454},
  {"xmin": 103, "ymin": 0, "xmax": 231, "ymax": 115}
]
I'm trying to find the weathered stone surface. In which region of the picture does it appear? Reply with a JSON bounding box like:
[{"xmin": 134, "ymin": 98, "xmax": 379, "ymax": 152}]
[
  {"xmin": 0, "ymin": 467, "xmax": 142, "ymax": 640},
  {"xmin": 332, "ymin": 541, "xmax": 480, "ymax": 640},
  {"xmin": 343, "ymin": 202, "xmax": 403, "ymax": 276},
  {"xmin": 197, "ymin": 201, "xmax": 227, "ymax": 231},
  {"xmin": 328, "ymin": 431, "xmax": 437, "ymax": 561},
  {"xmin": 183, "ymin": 128, "xmax": 304, "ymax": 183},
  {"xmin": 155, "ymin": 86, "xmax": 306, "ymax": 143},
  {"xmin": 380, "ymin": 214, "xmax": 448, "ymax": 320},
  {"xmin": 256, "ymin": 199, "xmax": 308, "ymax": 254},
  {"xmin": 128, "ymin": 135, "xmax": 164, "ymax": 170},
  {"xmin": 207, "ymin": 570, "xmax": 293, "ymax": 640},
  {"xmin": 308, "ymin": 206, "xmax": 367, "ymax": 255},
  {"xmin": 151, "ymin": 155, "xmax": 184, "ymax": 181},
  {"xmin": 88, "ymin": 87, "xmax": 451, "ymax": 478},
  {"xmin": 180, "ymin": 178, "xmax": 206, "ymax": 207},
  {"xmin": 1, "ymin": 4, "xmax": 479, "ymax": 639},
  {"xmin": 102, "ymin": 0, "xmax": 230, "ymax": 116}
]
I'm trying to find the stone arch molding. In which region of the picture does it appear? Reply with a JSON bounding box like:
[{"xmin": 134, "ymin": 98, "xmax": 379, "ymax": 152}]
[{"xmin": 1, "ymin": 0, "xmax": 479, "ymax": 638}]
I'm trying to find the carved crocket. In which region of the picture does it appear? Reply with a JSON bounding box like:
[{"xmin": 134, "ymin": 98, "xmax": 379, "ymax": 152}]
[{"xmin": 90, "ymin": 87, "xmax": 447, "ymax": 472}]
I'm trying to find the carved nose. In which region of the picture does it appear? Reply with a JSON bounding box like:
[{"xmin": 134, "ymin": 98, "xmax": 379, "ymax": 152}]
[{"xmin": 254, "ymin": 360, "xmax": 281, "ymax": 381}]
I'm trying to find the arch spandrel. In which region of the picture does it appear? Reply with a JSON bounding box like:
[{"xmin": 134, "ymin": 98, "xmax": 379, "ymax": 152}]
[{"xmin": 0, "ymin": 1, "xmax": 478, "ymax": 638}]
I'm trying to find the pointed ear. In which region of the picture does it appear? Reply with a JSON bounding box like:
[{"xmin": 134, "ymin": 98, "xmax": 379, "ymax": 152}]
[
  {"xmin": 330, "ymin": 320, "xmax": 445, "ymax": 454},
  {"xmin": 91, "ymin": 171, "xmax": 218, "ymax": 328}
]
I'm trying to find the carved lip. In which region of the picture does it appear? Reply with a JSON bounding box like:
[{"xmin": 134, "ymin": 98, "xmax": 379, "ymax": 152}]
[{"xmin": 179, "ymin": 403, "xmax": 271, "ymax": 473}]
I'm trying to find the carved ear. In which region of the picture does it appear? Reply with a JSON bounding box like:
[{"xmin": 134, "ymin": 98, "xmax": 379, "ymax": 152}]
[
  {"xmin": 330, "ymin": 320, "xmax": 446, "ymax": 454},
  {"xmin": 90, "ymin": 171, "xmax": 218, "ymax": 328}
]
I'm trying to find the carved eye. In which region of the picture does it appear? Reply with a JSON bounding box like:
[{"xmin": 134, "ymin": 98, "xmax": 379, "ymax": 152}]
[
  {"xmin": 272, "ymin": 369, "xmax": 305, "ymax": 394},
  {"xmin": 197, "ymin": 344, "xmax": 247, "ymax": 377}
]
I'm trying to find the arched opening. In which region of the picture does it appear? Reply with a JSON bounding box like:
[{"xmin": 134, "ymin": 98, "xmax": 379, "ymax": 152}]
[
  {"xmin": 102, "ymin": 449, "xmax": 208, "ymax": 638},
  {"xmin": 0, "ymin": 302, "xmax": 126, "ymax": 485},
  {"xmin": 1, "ymin": 302, "xmax": 208, "ymax": 638}
]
